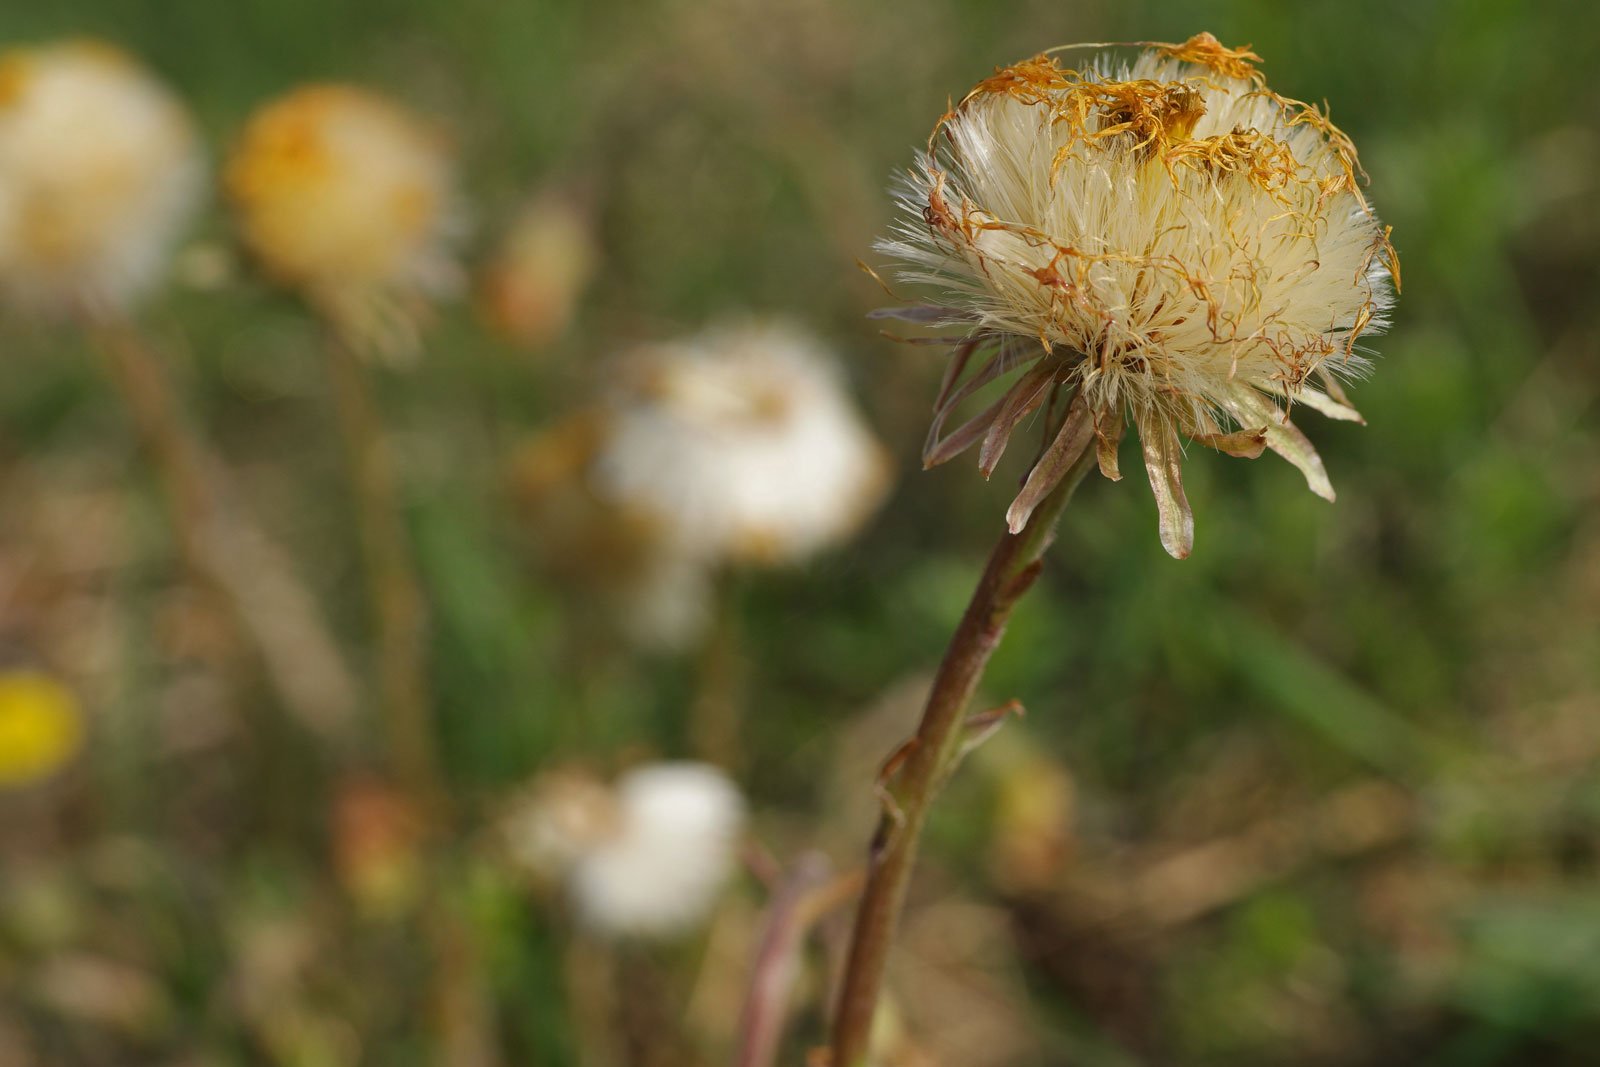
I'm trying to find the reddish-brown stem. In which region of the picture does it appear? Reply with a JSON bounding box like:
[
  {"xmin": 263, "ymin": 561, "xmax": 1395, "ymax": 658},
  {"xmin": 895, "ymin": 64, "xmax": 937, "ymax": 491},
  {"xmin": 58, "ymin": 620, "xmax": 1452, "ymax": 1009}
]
[
  {"xmin": 828, "ymin": 444, "xmax": 1095, "ymax": 1065},
  {"xmin": 735, "ymin": 854, "xmax": 863, "ymax": 1067}
]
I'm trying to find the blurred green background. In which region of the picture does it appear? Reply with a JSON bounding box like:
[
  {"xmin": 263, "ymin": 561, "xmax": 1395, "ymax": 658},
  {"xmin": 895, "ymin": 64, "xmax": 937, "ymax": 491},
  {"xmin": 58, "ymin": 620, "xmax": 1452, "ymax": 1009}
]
[{"xmin": 2, "ymin": 0, "xmax": 1599, "ymax": 1064}]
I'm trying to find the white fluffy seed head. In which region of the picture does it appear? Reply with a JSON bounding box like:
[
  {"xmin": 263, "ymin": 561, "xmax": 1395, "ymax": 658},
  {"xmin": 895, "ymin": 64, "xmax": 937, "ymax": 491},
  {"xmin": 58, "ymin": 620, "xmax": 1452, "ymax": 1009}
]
[
  {"xmin": 592, "ymin": 320, "xmax": 892, "ymax": 566},
  {"xmin": 881, "ymin": 34, "xmax": 1399, "ymax": 557},
  {"xmin": 225, "ymin": 84, "xmax": 462, "ymax": 354},
  {"xmin": 568, "ymin": 763, "xmax": 746, "ymax": 937},
  {"xmin": 0, "ymin": 41, "xmax": 203, "ymax": 314},
  {"xmin": 501, "ymin": 763, "xmax": 746, "ymax": 937}
]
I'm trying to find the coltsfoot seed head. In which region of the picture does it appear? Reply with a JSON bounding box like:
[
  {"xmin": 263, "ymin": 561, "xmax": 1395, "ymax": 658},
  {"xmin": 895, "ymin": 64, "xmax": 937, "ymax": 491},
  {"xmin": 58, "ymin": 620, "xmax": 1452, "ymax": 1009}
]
[
  {"xmin": 593, "ymin": 319, "xmax": 893, "ymax": 567},
  {"xmin": 878, "ymin": 33, "xmax": 1399, "ymax": 557},
  {"xmin": 502, "ymin": 763, "xmax": 746, "ymax": 938},
  {"xmin": 0, "ymin": 41, "xmax": 203, "ymax": 314},
  {"xmin": 569, "ymin": 762, "xmax": 745, "ymax": 937},
  {"xmin": 225, "ymin": 84, "xmax": 462, "ymax": 356}
]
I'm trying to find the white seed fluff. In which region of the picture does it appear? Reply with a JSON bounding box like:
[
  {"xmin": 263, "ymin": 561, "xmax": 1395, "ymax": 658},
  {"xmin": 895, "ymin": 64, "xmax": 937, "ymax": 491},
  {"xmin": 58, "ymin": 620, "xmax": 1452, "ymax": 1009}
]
[
  {"xmin": 569, "ymin": 762, "xmax": 745, "ymax": 937},
  {"xmin": 593, "ymin": 320, "xmax": 891, "ymax": 566},
  {"xmin": 878, "ymin": 36, "xmax": 1398, "ymax": 557},
  {"xmin": 0, "ymin": 42, "xmax": 203, "ymax": 313}
]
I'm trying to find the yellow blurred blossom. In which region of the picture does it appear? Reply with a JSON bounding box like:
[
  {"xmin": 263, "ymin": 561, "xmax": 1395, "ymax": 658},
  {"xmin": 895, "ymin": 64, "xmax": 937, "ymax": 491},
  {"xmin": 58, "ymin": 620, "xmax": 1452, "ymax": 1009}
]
[{"xmin": 0, "ymin": 670, "xmax": 85, "ymax": 787}]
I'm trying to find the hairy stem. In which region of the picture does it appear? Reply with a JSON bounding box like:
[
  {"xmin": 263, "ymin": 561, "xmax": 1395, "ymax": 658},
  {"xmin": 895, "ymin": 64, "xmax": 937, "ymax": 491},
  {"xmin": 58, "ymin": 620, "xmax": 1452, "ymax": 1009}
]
[
  {"xmin": 324, "ymin": 329, "xmax": 437, "ymax": 797},
  {"xmin": 829, "ymin": 444, "xmax": 1095, "ymax": 1065}
]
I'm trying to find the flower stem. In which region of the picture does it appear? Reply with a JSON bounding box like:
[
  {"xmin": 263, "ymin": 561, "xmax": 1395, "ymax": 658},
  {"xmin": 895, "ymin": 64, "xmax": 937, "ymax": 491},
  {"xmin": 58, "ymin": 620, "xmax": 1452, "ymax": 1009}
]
[
  {"xmin": 324, "ymin": 328, "xmax": 437, "ymax": 799},
  {"xmin": 736, "ymin": 853, "xmax": 862, "ymax": 1067},
  {"xmin": 691, "ymin": 570, "xmax": 745, "ymax": 768},
  {"xmin": 829, "ymin": 443, "xmax": 1096, "ymax": 1065},
  {"xmin": 91, "ymin": 314, "xmax": 358, "ymax": 739}
]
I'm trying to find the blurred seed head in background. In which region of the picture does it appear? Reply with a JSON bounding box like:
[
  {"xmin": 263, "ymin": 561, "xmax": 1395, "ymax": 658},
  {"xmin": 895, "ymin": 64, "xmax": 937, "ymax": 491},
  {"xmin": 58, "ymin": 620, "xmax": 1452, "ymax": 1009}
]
[
  {"xmin": 502, "ymin": 761, "xmax": 745, "ymax": 938},
  {"xmin": 514, "ymin": 318, "xmax": 892, "ymax": 651},
  {"xmin": 224, "ymin": 84, "xmax": 463, "ymax": 355},
  {"xmin": 593, "ymin": 319, "xmax": 892, "ymax": 567},
  {"xmin": 0, "ymin": 40, "xmax": 202, "ymax": 315}
]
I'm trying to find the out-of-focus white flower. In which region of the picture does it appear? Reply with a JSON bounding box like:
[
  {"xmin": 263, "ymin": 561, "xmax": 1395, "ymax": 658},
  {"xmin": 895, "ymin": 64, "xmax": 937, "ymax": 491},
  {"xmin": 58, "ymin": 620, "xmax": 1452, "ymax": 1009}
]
[
  {"xmin": 613, "ymin": 551, "xmax": 716, "ymax": 653},
  {"xmin": 594, "ymin": 320, "xmax": 892, "ymax": 566},
  {"xmin": 879, "ymin": 33, "xmax": 1399, "ymax": 557},
  {"xmin": 570, "ymin": 763, "xmax": 745, "ymax": 937},
  {"xmin": 502, "ymin": 763, "xmax": 745, "ymax": 938},
  {"xmin": 225, "ymin": 84, "xmax": 461, "ymax": 354},
  {"xmin": 512, "ymin": 321, "xmax": 888, "ymax": 651},
  {"xmin": 0, "ymin": 40, "xmax": 203, "ymax": 314},
  {"xmin": 479, "ymin": 189, "xmax": 597, "ymax": 348}
]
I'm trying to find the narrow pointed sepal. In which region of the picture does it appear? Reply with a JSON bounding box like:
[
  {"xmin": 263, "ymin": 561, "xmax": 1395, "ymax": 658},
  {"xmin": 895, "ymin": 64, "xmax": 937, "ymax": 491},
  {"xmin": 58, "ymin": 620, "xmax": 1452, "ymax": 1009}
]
[
  {"xmin": 1226, "ymin": 387, "xmax": 1336, "ymax": 501},
  {"xmin": 1138, "ymin": 415, "xmax": 1194, "ymax": 559},
  {"xmin": 865, "ymin": 303, "xmax": 975, "ymax": 325},
  {"xmin": 930, "ymin": 336, "xmax": 982, "ymax": 415},
  {"xmin": 1005, "ymin": 391, "xmax": 1094, "ymax": 533},
  {"xmin": 1290, "ymin": 383, "xmax": 1366, "ymax": 424},
  {"xmin": 922, "ymin": 338, "xmax": 1015, "ymax": 468},
  {"xmin": 923, "ymin": 393, "xmax": 1008, "ymax": 469},
  {"xmin": 946, "ymin": 700, "xmax": 1024, "ymax": 783},
  {"xmin": 978, "ymin": 362, "xmax": 1057, "ymax": 478},
  {"xmin": 1269, "ymin": 418, "xmax": 1337, "ymax": 501}
]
